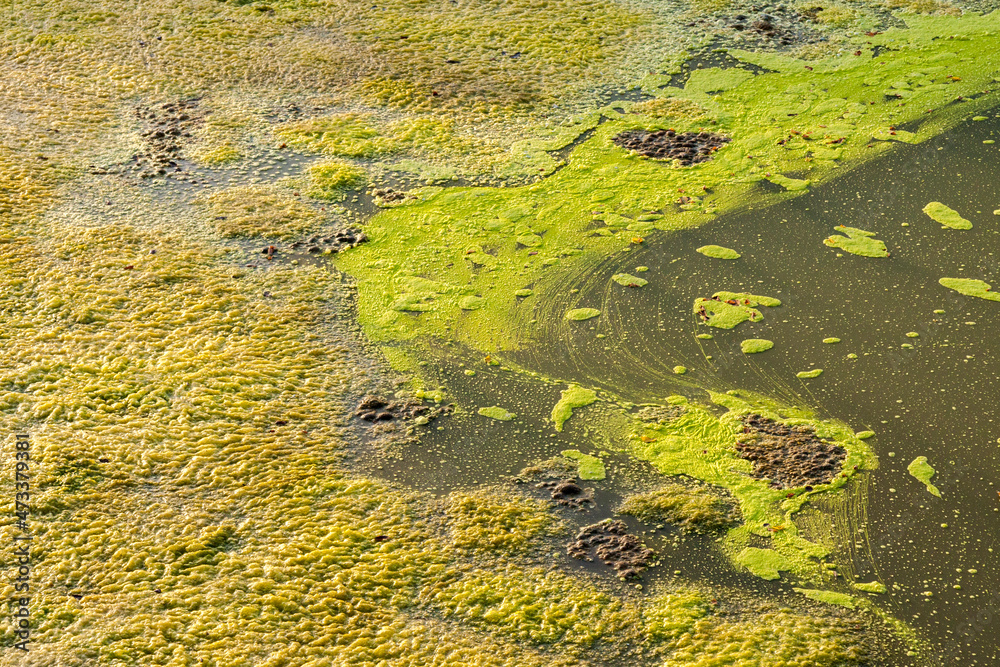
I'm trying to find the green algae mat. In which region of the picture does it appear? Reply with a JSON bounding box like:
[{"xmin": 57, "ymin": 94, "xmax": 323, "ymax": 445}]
[{"xmin": 2, "ymin": 0, "xmax": 1000, "ymax": 665}]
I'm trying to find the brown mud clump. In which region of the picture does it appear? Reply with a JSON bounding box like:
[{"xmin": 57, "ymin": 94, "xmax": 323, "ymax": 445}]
[
  {"xmin": 353, "ymin": 394, "xmax": 453, "ymax": 423},
  {"xmin": 124, "ymin": 100, "xmax": 201, "ymax": 179},
  {"xmin": 567, "ymin": 519, "xmax": 654, "ymax": 578},
  {"xmin": 612, "ymin": 130, "xmax": 731, "ymax": 166},
  {"xmin": 289, "ymin": 229, "xmax": 368, "ymax": 254},
  {"xmin": 736, "ymin": 414, "xmax": 846, "ymax": 489},
  {"xmin": 516, "ymin": 456, "xmax": 595, "ymax": 508}
]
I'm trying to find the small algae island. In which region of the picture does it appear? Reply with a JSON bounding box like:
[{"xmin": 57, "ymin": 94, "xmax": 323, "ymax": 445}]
[{"xmin": 3, "ymin": 0, "xmax": 1000, "ymax": 664}]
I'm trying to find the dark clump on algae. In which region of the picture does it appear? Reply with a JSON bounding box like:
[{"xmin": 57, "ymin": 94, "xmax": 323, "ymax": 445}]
[
  {"xmin": 611, "ymin": 129, "xmax": 731, "ymax": 165},
  {"xmin": 567, "ymin": 519, "xmax": 655, "ymax": 578},
  {"xmin": 736, "ymin": 414, "xmax": 847, "ymax": 489}
]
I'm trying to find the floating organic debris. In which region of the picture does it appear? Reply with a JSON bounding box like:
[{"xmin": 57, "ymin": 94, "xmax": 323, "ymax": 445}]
[
  {"xmin": 823, "ymin": 337, "xmax": 841, "ymax": 344},
  {"xmin": 567, "ymin": 519, "xmax": 655, "ymax": 578},
  {"xmin": 552, "ymin": 385, "xmax": 597, "ymax": 431},
  {"xmin": 289, "ymin": 229, "xmax": 368, "ymax": 255},
  {"xmin": 923, "ymin": 202, "xmax": 972, "ymax": 229},
  {"xmin": 538, "ymin": 479, "xmax": 595, "ymax": 507},
  {"xmin": 612, "ymin": 273, "xmax": 648, "ymax": 287},
  {"xmin": 478, "ymin": 406, "xmax": 515, "ymax": 421},
  {"xmin": 619, "ymin": 481, "xmax": 739, "ymax": 532},
  {"xmin": 130, "ymin": 99, "xmax": 200, "ymax": 178},
  {"xmin": 797, "ymin": 369, "xmax": 823, "ymax": 378},
  {"xmin": 561, "ymin": 449, "xmax": 606, "ymax": 480},
  {"xmin": 939, "ymin": 278, "xmax": 1000, "ymax": 302},
  {"xmin": 907, "ymin": 456, "xmax": 941, "ymax": 497},
  {"xmin": 855, "ymin": 431, "xmax": 875, "ymax": 440},
  {"xmin": 673, "ymin": 365, "xmax": 688, "ymax": 374},
  {"xmin": 823, "ymin": 226, "xmax": 888, "ymax": 258},
  {"xmin": 737, "ymin": 414, "xmax": 846, "ymax": 489},
  {"xmin": 741, "ymin": 338, "xmax": 774, "ymax": 354},
  {"xmin": 611, "ymin": 129, "xmax": 731, "ymax": 166},
  {"xmin": 694, "ymin": 292, "xmax": 781, "ymax": 329},
  {"xmin": 565, "ymin": 307, "xmax": 601, "ymax": 320},
  {"xmin": 696, "ymin": 245, "xmax": 741, "ymax": 259}
]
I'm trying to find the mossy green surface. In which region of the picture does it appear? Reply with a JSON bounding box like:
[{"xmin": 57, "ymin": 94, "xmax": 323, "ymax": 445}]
[
  {"xmin": 797, "ymin": 369, "xmax": 824, "ymax": 378},
  {"xmin": 305, "ymin": 160, "xmax": 367, "ymax": 200},
  {"xmin": 741, "ymin": 338, "xmax": 774, "ymax": 354},
  {"xmin": 551, "ymin": 385, "xmax": 597, "ymax": 431},
  {"xmin": 907, "ymin": 456, "xmax": 941, "ymax": 497},
  {"xmin": 823, "ymin": 225, "xmax": 889, "ymax": 257},
  {"xmin": 768, "ymin": 174, "xmax": 811, "ymax": 191},
  {"xmin": 446, "ymin": 488, "xmax": 557, "ymax": 550},
  {"xmin": 478, "ymin": 406, "xmax": 515, "ymax": 421},
  {"xmin": 694, "ymin": 292, "xmax": 781, "ymax": 329},
  {"xmin": 923, "ymin": 201, "xmax": 972, "ymax": 229},
  {"xmin": 736, "ymin": 548, "xmax": 792, "ymax": 580},
  {"xmin": 619, "ymin": 482, "xmax": 737, "ymax": 531},
  {"xmin": 200, "ymin": 185, "xmax": 322, "ymax": 238},
  {"xmin": 939, "ymin": 277, "xmax": 1000, "ymax": 302},
  {"xmin": 641, "ymin": 590, "xmax": 710, "ymax": 642},
  {"xmin": 561, "ymin": 449, "xmax": 606, "ymax": 480},
  {"xmin": 696, "ymin": 244, "xmax": 741, "ymax": 259}
]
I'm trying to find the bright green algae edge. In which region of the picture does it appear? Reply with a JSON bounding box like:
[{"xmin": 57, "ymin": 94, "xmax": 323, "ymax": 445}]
[{"xmin": 337, "ymin": 13, "xmax": 1000, "ymax": 353}]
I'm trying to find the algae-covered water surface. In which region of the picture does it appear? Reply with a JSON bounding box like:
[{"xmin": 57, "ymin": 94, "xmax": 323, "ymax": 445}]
[{"xmin": 2, "ymin": 0, "xmax": 1000, "ymax": 665}]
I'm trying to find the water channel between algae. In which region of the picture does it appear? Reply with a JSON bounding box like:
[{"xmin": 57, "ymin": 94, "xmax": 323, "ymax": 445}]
[{"xmin": 2, "ymin": 2, "xmax": 1000, "ymax": 666}]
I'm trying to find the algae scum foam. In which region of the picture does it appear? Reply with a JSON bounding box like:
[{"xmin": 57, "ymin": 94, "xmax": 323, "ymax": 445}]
[{"xmin": 2, "ymin": 0, "xmax": 1000, "ymax": 665}]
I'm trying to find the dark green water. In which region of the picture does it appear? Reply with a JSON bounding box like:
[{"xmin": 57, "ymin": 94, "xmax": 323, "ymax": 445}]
[{"xmin": 368, "ymin": 110, "xmax": 1000, "ymax": 664}]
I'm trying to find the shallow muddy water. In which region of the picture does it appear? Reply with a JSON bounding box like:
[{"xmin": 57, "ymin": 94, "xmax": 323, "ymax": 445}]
[{"xmin": 371, "ymin": 110, "xmax": 1000, "ymax": 663}]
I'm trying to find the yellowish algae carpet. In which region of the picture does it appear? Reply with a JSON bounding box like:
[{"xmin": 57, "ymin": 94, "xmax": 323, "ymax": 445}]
[{"xmin": 0, "ymin": 0, "xmax": 997, "ymax": 663}]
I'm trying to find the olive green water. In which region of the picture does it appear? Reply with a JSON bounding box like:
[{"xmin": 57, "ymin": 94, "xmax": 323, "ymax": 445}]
[{"xmin": 372, "ymin": 111, "xmax": 1000, "ymax": 664}]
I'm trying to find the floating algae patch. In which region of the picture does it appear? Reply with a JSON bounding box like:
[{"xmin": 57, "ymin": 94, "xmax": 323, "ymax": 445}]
[
  {"xmin": 735, "ymin": 548, "xmax": 793, "ymax": 580},
  {"xmin": 939, "ymin": 277, "xmax": 1000, "ymax": 302},
  {"xmin": 797, "ymin": 369, "xmax": 824, "ymax": 378},
  {"xmin": 565, "ymin": 307, "xmax": 601, "ymax": 321},
  {"xmin": 446, "ymin": 487, "xmax": 560, "ymax": 551},
  {"xmin": 552, "ymin": 385, "xmax": 597, "ymax": 431},
  {"xmin": 200, "ymin": 184, "xmax": 322, "ymax": 238},
  {"xmin": 696, "ymin": 244, "xmax": 741, "ymax": 259},
  {"xmin": 767, "ymin": 174, "xmax": 810, "ymax": 191},
  {"xmin": 628, "ymin": 394, "xmax": 875, "ymax": 580},
  {"xmin": 923, "ymin": 201, "xmax": 972, "ymax": 229},
  {"xmin": 741, "ymin": 338, "xmax": 774, "ymax": 354},
  {"xmin": 907, "ymin": 456, "xmax": 941, "ymax": 497},
  {"xmin": 673, "ymin": 365, "xmax": 688, "ymax": 374},
  {"xmin": 823, "ymin": 337, "xmax": 841, "ymax": 344},
  {"xmin": 561, "ymin": 449, "xmax": 606, "ymax": 480},
  {"xmin": 823, "ymin": 225, "xmax": 888, "ymax": 258},
  {"xmin": 694, "ymin": 292, "xmax": 781, "ymax": 329},
  {"xmin": 619, "ymin": 481, "xmax": 739, "ymax": 532},
  {"xmin": 478, "ymin": 406, "xmax": 515, "ymax": 421},
  {"xmin": 612, "ymin": 273, "xmax": 648, "ymax": 287},
  {"xmin": 854, "ymin": 581, "xmax": 887, "ymax": 594},
  {"xmin": 793, "ymin": 588, "xmax": 858, "ymax": 609}
]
